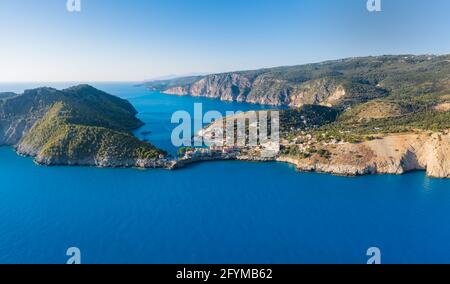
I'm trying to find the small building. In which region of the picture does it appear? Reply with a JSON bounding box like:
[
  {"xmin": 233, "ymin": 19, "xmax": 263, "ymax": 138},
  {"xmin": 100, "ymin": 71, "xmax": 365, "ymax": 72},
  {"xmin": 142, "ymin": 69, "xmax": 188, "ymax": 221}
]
[{"xmin": 222, "ymin": 146, "xmax": 240, "ymax": 154}]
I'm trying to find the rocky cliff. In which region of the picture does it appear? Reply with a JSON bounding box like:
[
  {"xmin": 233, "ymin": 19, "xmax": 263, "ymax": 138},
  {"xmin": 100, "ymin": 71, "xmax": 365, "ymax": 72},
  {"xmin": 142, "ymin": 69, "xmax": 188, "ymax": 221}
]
[
  {"xmin": 146, "ymin": 54, "xmax": 450, "ymax": 108},
  {"xmin": 196, "ymin": 106, "xmax": 450, "ymax": 178},
  {"xmin": 162, "ymin": 74, "xmax": 357, "ymax": 107},
  {"xmin": 279, "ymin": 132, "xmax": 450, "ymax": 178}
]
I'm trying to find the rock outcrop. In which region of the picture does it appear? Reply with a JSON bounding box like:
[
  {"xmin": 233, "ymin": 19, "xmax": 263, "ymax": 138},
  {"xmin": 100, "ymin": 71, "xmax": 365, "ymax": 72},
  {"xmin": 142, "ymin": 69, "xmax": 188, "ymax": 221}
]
[
  {"xmin": 279, "ymin": 132, "xmax": 450, "ymax": 178},
  {"xmin": 196, "ymin": 108, "xmax": 450, "ymax": 178},
  {"xmin": 146, "ymin": 54, "xmax": 450, "ymax": 108},
  {"xmin": 162, "ymin": 73, "xmax": 355, "ymax": 107}
]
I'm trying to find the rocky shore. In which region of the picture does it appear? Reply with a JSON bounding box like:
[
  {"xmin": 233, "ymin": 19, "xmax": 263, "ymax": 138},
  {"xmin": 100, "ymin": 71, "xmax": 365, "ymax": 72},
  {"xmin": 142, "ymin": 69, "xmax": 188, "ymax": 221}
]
[
  {"xmin": 1, "ymin": 85, "xmax": 167, "ymax": 168},
  {"xmin": 167, "ymin": 130, "xmax": 450, "ymax": 179},
  {"xmin": 2, "ymin": 82, "xmax": 449, "ymax": 178},
  {"xmin": 5, "ymin": 127, "xmax": 450, "ymax": 179},
  {"xmin": 161, "ymin": 74, "xmax": 347, "ymax": 107},
  {"xmin": 277, "ymin": 132, "xmax": 450, "ymax": 178},
  {"xmin": 33, "ymin": 154, "xmax": 175, "ymax": 169}
]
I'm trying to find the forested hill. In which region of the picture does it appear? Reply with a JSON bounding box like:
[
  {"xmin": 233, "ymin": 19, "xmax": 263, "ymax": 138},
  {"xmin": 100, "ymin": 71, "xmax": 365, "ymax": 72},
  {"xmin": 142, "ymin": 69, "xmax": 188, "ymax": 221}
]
[{"xmin": 0, "ymin": 85, "xmax": 167, "ymax": 167}]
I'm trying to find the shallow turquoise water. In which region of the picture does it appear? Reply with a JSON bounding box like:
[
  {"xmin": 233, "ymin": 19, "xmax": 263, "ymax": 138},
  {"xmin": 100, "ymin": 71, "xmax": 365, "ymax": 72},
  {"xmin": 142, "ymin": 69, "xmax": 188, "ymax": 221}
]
[{"xmin": 1, "ymin": 83, "xmax": 450, "ymax": 264}]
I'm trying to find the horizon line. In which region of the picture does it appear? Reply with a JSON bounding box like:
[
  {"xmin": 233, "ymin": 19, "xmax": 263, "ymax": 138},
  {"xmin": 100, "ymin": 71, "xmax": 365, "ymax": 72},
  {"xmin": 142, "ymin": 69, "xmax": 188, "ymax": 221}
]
[{"xmin": 2, "ymin": 52, "xmax": 449, "ymax": 84}]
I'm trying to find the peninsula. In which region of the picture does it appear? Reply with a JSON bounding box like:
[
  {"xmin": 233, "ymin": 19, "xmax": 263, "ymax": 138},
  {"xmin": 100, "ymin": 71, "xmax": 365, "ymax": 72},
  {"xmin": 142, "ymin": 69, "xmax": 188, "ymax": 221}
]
[
  {"xmin": 0, "ymin": 85, "xmax": 169, "ymax": 168},
  {"xmin": 147, "ymin": 54, "xmax": 450, "ymax": 178}
]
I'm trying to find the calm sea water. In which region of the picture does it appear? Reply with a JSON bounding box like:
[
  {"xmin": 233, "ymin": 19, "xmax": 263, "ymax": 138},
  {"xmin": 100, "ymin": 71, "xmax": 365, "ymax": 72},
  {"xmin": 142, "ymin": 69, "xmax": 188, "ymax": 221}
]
[{"xmin": 1, "ymin": 83, "xmax": 450, "ymax": 264}]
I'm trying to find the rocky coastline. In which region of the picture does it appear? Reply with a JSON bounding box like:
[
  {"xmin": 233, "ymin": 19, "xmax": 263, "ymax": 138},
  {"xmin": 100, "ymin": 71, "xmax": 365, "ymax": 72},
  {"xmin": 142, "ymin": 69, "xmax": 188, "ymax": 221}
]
[
  {"xmin": 4, "ymin": 128, "xmax": 450, "ymax": 179},
  {"xmin": 167, "ymin": 131, "xmax": 450, "ymax": 179}
]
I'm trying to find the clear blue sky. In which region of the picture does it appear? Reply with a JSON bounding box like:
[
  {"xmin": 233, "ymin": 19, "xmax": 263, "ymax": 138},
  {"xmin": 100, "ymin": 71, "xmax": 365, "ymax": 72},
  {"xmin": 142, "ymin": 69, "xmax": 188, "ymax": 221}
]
[{"xmin": 1, "ymin": 0, "xmax": 449, "ymax": 82}]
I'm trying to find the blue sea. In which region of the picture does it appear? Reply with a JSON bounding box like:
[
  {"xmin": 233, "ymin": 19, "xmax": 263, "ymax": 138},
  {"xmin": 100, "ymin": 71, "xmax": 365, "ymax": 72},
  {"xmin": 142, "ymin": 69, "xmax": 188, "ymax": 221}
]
[{"xmin": 1, "ymin": 83, "xmax": 450, "ymax": 264}]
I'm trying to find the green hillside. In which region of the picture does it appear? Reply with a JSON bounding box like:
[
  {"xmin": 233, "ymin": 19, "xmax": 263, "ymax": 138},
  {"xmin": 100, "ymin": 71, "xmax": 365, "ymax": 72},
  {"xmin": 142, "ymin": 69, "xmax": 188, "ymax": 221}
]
[
  {"xmin": 145, "ymin": 54, "xmax": 450, "ymax": 137},
  {"xmin": 144, "ymin": 54, "xmax": 450, "ymax": 110},
  {"xmin": 1, "ymin": 85, "xmax": 165, "ymax": 166}
]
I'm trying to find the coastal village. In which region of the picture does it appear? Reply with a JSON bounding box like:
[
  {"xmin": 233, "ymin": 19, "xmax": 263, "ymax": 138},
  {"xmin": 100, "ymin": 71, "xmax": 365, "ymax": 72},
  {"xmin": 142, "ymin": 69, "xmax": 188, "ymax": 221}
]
[
  {"xmin": 173, "ymin": 109, "xmax": 337, "ymax": 168},
  {"xmin": 174, "ymin": 142, "xmax": 280, "ymax": 169}
]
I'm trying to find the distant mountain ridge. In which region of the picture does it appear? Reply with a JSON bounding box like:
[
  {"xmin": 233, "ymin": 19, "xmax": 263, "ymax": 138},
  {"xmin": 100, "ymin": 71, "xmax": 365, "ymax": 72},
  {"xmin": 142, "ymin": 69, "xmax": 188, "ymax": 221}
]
[
  {"xmin": 0, "ymin": 92, "xmax": 17, "ymax": 99},
  {"xmin": 143, "ymin": 54, "xmax": 450, "ymax": 178},
  {"xmin": 144, "ymin": 54, "xmax": 450, "ymax": 108}
]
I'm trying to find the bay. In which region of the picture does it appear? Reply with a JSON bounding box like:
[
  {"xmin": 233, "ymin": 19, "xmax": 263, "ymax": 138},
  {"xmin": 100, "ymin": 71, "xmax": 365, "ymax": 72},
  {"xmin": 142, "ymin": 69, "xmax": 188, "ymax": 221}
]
[{"xmin": 0, "ymin": 83, "xmax": 449, "ymax": 264}]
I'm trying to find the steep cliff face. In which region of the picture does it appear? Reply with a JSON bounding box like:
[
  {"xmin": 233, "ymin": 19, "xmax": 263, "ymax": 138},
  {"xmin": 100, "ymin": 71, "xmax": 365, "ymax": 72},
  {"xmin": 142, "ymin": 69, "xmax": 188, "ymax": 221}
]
[
  {"xmin": 197, "ymin": 106, "xmax": 450, "ymax": 178},
  {"xmin": 192, "ymin": 73, "xmax": 252, "ymax": 101},
  {"xmin": 0, "ymin": 85, "xmax": 168, "ymax": 168},
  {"xmin": 279, "ymin": 132, "xmax": 450, "ymax": 178},
  {"xmin": 147, "ymin": 54, "xmax": 450, "ymax": 108},
  {"xmin": 0, "ymin": 88, "xmax": 60, "ymax": 145},
  {"xmin": 163, "ymin": 73, "xmax": 351, "ymax": 107},
  {"xmin": 287, "ymin": 78, "xmax": 347, "ymax": 107},
  {"xmin": 164, "ymin": 73, "xmax": 253, "ymax": 102},
  {"xmin": 0, "ymin": 113, "xmax": 46, "ymax": 146}
]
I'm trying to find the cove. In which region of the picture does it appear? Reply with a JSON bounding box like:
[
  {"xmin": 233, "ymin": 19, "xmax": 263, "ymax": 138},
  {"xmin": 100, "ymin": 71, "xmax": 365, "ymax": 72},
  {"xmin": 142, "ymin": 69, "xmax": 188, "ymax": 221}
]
[{"xmin": 1, "ymin": 83, "xmax": 450, "ymax": 264}]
